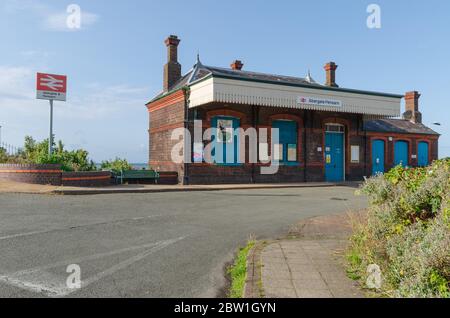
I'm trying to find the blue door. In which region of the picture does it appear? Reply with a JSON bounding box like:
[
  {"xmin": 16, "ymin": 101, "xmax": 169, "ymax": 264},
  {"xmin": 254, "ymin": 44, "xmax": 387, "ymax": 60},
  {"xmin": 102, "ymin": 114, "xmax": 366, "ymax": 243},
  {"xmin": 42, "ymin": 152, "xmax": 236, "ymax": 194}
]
[
  {"xmin": 325, "ymin": 133, "xmax": 344, "ymax": 182},
  {"xmin": 394, "ymin": 141, "xmax": 409, "ymax": 167},
  {"xmin": 372, "ymin": 140, "xmax": 385, "ymax": 175},
  {"xmin": 211, "ymin": 117, "xmax": 240, "ymax": 165},
  {"xmin": 418, "ymin": 142, "xmax": 429, "ymax": 167}
]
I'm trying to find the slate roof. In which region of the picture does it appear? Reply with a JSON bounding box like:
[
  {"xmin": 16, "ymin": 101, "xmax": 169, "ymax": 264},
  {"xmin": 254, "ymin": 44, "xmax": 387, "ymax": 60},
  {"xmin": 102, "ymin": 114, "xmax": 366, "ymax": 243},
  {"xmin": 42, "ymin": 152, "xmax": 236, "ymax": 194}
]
[
  {"xmin": 149, "ymin": 57, "xmax": 403, "ymax": 103},
  {"xmin": 364, "ymin": 119, "xmax": 439, "ymax": 135}
]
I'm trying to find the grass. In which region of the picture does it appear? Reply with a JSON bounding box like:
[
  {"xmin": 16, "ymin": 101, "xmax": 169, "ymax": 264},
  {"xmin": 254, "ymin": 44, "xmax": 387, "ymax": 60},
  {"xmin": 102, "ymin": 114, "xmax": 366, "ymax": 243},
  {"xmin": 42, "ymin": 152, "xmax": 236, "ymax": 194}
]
[{"xmin": 228, "ymin": 240, "xmax": 256, "ymax": 298}]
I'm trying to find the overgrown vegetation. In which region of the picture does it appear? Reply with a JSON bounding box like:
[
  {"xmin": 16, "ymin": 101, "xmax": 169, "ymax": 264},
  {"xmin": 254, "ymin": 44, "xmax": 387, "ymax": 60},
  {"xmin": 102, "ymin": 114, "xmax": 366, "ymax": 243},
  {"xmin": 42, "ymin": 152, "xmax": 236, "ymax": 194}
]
[
  {"xmin": 347, "ymin": 159, "xmax": 450, "ymax": 298},
  {"xmin": 100, "ymin": 157, "xmax": 133, "ymax": 173},
  {"xmin": 1, "ymin": 137, "xmax": 137, "ymax": 174},
  {"xmin": 228, "ymin": 241, "xmax": 256, "ymax": 298},
  {"xmin": 1, "ymin": 136, "xmax": 96, "ymax": 172}
]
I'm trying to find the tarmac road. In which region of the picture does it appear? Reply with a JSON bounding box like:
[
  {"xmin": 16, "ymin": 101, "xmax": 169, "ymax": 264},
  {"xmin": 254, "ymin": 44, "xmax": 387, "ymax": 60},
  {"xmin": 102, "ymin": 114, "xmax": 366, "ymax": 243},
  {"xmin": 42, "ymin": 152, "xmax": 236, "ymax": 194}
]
[{"xmin": 0, "ymin": 186, "xmax": 366, "ymax": 298}]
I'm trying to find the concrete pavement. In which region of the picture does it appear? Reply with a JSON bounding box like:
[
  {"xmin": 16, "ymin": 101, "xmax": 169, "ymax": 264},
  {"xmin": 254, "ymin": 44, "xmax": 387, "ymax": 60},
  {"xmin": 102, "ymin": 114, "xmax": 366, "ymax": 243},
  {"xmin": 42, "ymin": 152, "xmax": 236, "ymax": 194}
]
[
  {"xmin": 0, "ymin": 179, "xmax": 361, "ymax": 195},
  {"xmin": 0, "ymin": 187, "xmax": 366, "ymax": 297},
  {"xmin": 245, "ymin": 214, "xmax": 364, "ymax": 298}
]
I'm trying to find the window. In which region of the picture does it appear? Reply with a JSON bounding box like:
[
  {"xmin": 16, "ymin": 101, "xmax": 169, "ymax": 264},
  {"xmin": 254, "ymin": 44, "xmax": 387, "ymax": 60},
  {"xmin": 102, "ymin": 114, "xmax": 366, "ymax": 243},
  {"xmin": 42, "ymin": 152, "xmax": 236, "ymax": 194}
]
[
  {"xmin": 272, "ymin": 120, "xmax": 298, "ymax": 164},
  {"xmin": 211, "ymin": 116, "xmax": 240, "ymax": 165},
  {"xmin": 325, "ymin": 124, "xmax": 345, "ymax": 133}
]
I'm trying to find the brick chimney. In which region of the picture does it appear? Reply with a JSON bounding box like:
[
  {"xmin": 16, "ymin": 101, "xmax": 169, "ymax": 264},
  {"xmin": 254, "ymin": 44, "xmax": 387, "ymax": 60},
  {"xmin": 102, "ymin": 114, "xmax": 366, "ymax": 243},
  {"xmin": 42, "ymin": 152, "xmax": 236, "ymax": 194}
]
[
  {"xmin": 163, "ymin": 35, "xmax": 181, "ymax": 92},
  {"xmin": 403, "ymin": 91, "xmax": 422, "ymax": 124},
  {"xmin": 230, "ymin": 60, "xmax": 244, "ymax": 71},
  {"xmin": 324, "ymin": 62, "xmax": 338, "ymax": 87}
]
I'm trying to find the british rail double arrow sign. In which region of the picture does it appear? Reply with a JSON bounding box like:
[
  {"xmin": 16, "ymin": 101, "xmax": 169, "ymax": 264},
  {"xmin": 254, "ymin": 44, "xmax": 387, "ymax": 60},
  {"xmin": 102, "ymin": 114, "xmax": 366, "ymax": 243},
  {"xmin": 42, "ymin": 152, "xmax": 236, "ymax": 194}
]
[{"xmin": 36, "ymin": 73, "xmax": 67, "ymax": 102}]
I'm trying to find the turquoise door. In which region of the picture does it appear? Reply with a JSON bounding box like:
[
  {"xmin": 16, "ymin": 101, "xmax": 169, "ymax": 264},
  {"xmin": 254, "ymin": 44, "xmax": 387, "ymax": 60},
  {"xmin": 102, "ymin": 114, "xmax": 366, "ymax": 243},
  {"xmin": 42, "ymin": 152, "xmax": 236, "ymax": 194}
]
[
  {"xmin": 418, "ymin": 142, "xmax": 429, "ymax": 167},
  {"xmin": 372, "ymin": 140, "xmax": 385, "ymax": 175},
  {"xmin": 394, "ymin": 141, "xmax": 408, "ymax": 167},
  {"xmin": 211, "ymin": 117, "xmax": 240, "ymax": 165},
  {"xmin": 325, "ymin": 133, "xmax": 344, "ymax": 182}
]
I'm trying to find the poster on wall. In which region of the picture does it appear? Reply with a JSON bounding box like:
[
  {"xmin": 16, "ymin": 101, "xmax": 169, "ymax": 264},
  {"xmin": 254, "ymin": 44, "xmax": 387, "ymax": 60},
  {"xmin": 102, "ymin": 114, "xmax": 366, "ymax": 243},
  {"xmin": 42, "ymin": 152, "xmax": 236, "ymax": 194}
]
[
  {"xmin": 193, "ymin": 142, "xmax": 204, "ymax": 163},
  {"xmin": 217, "ymin": 119, "xmax": 234, "ymax": 143},
  {"xmin": 273, "ymin": 144, "xmax": 283, "ymax": 161},
  {"xmin": 287, "ymin": 144, "xmax": 297, "ymax": 161},
  {"xmin": 351, "ymin": 145, "xmax": 360, "ymax": 163}
]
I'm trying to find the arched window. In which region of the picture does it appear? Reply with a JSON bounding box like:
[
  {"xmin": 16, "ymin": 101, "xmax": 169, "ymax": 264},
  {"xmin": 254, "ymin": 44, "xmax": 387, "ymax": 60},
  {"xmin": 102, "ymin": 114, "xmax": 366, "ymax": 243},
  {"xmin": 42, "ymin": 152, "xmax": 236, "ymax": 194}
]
[{"xmin": 272, "ymin": 120, "xmax": 298, "ymax": 164}]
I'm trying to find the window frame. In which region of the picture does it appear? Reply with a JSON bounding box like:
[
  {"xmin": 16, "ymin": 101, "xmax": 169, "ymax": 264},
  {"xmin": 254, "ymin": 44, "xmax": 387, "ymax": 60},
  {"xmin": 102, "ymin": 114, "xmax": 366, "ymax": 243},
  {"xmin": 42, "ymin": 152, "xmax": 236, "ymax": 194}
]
[{"xmin": 271, "ymin": 120, "xmax": 299, "ymax": 166}]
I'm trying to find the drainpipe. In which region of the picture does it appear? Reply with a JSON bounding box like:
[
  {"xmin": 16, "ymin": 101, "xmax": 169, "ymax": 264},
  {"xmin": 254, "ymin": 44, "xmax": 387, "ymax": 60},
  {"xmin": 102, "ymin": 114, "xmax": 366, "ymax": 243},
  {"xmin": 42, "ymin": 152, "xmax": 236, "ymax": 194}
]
[
  {"xmin": 361, "ymin": 115, "xmax": 368, "ymax": 178},
  {"xmin": 303, "ymin": 110, "xmax": 308, "ymax": 182},
  {"xmin": 183, "ymin": 87, "xmax": 191, "ymax": 185}
]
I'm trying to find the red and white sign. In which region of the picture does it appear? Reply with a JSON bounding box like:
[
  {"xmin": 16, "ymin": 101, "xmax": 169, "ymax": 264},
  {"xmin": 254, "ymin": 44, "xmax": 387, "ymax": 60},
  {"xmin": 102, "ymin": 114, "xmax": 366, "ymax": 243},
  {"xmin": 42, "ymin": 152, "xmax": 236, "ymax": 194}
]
[{"xmin": 36, "ymin": 73, "xmax": 67, "ymax": 101}]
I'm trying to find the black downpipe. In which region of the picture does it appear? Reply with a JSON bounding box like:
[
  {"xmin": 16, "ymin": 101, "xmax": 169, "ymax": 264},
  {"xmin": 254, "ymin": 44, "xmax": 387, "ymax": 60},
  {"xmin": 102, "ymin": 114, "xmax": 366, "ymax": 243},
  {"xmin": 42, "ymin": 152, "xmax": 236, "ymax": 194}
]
[
  {"xmin": 303, "ymin": 110, "xmax": 308, "ymax": 182},
  {"xmin": 183, "ymin": 87, "xmax": 190, "ymax": 185}
]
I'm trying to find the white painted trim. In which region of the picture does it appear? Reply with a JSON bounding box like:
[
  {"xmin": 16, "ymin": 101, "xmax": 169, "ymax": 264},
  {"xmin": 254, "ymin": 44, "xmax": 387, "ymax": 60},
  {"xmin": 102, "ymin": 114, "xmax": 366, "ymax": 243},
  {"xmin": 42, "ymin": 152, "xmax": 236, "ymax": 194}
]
[{"xmin": 189, "ymin": 77, "xmax": 401, "ymax": 116}]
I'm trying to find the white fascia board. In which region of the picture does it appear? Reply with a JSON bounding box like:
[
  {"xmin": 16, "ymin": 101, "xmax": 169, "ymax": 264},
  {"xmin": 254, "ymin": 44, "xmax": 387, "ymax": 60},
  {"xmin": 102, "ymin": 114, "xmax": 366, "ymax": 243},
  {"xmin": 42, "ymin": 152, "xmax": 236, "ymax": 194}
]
[{"xmin": 189, "ymin": 77, "xmax": 401, "ymax": 116}]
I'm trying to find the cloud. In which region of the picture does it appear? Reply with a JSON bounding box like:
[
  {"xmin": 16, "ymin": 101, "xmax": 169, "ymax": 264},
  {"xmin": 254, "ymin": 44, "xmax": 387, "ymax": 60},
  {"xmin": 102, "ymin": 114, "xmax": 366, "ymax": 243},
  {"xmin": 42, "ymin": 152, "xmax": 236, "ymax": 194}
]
[
  {"xmin": 2, "ymin": 0, "xmax": 99, "ymax": 32},
  {"xmin": 20, "ymin": 50, "xmax": 53, "ymax": 59},
  {"xmin": 0, "ymin": 65, "xmax": 150, "ymax": 161},
  {"xmin": 44, "ymin": 10, "xmax": 99, "ymax": 32},
  {"xmin": 0, "ymin": 66, "xmax": 34, "ymax": 99},
  {"xmin": 0, "ymin": 65, "xmax": 147, "ymax": 120}
]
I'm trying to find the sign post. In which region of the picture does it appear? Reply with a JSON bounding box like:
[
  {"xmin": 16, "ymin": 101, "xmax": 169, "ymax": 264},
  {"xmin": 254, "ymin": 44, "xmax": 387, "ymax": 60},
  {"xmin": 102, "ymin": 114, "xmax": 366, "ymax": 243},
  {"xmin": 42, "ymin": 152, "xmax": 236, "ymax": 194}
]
[{"xmin": 36, "ymin": 73, "xmax": 67, "ymax": 155}]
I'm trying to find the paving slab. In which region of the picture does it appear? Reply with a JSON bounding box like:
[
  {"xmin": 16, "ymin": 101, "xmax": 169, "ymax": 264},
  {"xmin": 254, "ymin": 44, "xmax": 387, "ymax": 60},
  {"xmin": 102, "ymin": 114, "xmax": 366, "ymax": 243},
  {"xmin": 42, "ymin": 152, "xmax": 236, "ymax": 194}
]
[{"xmin": 246, "ymin": 213, "xmax": 365, "ymax": 298}]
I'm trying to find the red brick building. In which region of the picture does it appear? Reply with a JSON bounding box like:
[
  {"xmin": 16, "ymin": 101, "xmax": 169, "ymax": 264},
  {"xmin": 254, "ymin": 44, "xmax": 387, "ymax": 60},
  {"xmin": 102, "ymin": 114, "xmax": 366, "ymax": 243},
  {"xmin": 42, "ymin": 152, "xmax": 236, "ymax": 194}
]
[{"xmin": 146, "ymin": 35, "xmax": 439, "ymax": 185}]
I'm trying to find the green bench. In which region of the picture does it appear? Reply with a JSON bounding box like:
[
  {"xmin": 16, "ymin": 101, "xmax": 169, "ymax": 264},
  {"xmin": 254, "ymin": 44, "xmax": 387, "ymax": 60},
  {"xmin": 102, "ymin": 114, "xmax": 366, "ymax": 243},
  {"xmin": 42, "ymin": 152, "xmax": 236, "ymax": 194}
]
[{"xmin": 117, "ymin": 170, "xmax": 160, "ymax": 184}]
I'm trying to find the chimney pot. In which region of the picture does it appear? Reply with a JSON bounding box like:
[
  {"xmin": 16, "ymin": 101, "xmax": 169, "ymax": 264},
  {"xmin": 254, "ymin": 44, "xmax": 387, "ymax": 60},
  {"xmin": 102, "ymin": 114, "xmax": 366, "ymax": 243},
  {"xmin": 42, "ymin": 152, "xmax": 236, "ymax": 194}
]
[
  {"xmin": 403, "ymin": 91, "xmax": 422, "ymax": 123},
  {"xmin": 324, "ymin": 62, "xmax": 338, "ymax": 87},
  {"xmin": 230, "ymin": 60, "xmax": 244, "ymax": 71}
]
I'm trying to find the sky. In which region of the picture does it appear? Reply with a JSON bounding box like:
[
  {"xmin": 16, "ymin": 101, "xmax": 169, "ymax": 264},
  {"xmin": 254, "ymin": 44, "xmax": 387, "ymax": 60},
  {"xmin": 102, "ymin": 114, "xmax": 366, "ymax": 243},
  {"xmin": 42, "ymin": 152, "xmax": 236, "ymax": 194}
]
[{"xmin": 0, "ymin": 0, "xmax": 449, "ymax": 162}]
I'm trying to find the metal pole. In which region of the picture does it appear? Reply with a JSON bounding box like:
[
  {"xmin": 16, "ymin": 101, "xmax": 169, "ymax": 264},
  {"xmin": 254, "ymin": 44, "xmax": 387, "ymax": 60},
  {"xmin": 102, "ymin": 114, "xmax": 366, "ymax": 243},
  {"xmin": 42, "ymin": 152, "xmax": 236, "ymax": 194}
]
[
  {"xmin": 0, "ymin": 125, "xmax": 2, "ymax": 147},
  {"xmin": 49, "ymin": 99, "xmax": 53, "ymax": 155}
]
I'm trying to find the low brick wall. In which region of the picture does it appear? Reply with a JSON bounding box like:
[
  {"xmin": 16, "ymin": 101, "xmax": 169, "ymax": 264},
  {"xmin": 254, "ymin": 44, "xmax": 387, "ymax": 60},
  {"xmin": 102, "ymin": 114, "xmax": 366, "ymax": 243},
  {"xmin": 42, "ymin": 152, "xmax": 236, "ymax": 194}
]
[
  {"xmin": 0, "ymin": 164, "xmax": 113, "ymax": 187},
  {"xmin": 61, "ymin": 171, "xmax": 113, "ymax": 187},
  {"xmin": 0, "ymin": 164, "xmax": 62, "ymax": 185},
  {"xmin": 157, "ymin": 171, "xmax": 179, "ymax": 185}
]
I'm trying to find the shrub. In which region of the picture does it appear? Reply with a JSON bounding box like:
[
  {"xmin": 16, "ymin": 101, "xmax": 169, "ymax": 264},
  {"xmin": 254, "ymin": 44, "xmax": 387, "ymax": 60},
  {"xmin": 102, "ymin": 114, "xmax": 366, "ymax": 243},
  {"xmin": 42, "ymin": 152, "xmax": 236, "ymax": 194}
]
[
  {"xmin": 348, "ymin": 159, "xmax": 450, "ymax": 298},
  {"xmin": 4, "ymin": 136, "xmax": 97, "ymax": 172},
  {"xmin": 100, "ymin": 158, "xmax": 133, "ymax": 172}
]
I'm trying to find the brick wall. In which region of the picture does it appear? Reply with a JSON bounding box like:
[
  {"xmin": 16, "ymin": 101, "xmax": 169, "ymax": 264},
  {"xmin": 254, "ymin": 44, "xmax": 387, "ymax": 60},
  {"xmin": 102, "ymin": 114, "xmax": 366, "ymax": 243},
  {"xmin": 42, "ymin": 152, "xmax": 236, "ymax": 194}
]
[
  {"xmin": 148, "ymin": 98, "xmax": 439, "ymax": 185},
  {"xmin": 147, "ymin": 90, "xmax": 186, "ymax": 183},
  {"xmin": 0, "ymin": 164, "xmax": 62, "ymax": 185},
  {"xmin": 365, "ymin": 133, "xmax": 439, "ymax": 174},
  {"xmin": 185, "ymin": 103, "xmax": 366, "ymax": 184},
  {"xmin": 61, "ymin": 171, "xmax": 112, "ymax": 187},
  {"xmin": 0, "ymin": 164, "xmax": 114, "ymax": 187}
]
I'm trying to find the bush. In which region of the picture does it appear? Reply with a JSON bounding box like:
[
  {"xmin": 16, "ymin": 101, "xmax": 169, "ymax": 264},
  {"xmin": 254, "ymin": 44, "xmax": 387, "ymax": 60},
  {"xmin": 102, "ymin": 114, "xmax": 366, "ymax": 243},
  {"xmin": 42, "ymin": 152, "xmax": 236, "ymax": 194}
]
[
  {"xmin": 349, "ymin": 159, "xmax": 450, "ymax": 298},
  {"xmin": 100, "ymin": 158, "xmax": 132, "ymax": 173},
  {"xmin": 2, "ymin": 136, "xmax": 97, "ymax": 172}
]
